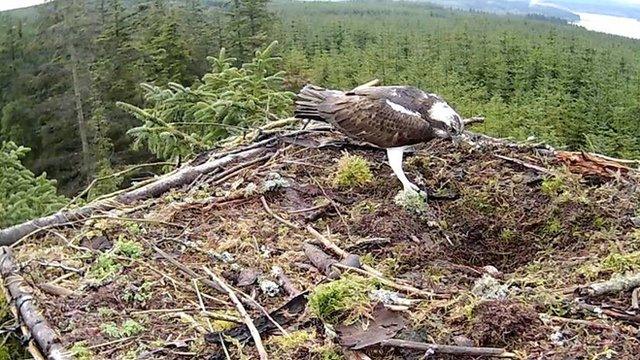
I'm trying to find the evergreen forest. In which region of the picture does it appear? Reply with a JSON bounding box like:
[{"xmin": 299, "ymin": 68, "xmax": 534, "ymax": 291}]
[{"xmin": 1, "ymin": 0, "xmax": 639, "ymax": 227}]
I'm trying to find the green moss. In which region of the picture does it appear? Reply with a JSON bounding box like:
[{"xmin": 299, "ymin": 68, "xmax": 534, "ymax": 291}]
[
  {"xmin": 541, "ymin": 177, "xmax": 566, "ymax": 196},
  {"xmin": 100, "ymin": 319, "xmax": 145, "ymax": 339},
  {"xmin": 123, "ymin": 281, "xmax": 153, "ymax": 304},
  {"xmin": 333, "ymin": 154, "xmax": 373, "ymax": 188},
  {"xmin": 115, "ymin": 235, "xmax": 143, "ymax": 259},
  {"xmin": 543, "ymin": 218, "xmax": 562, "ymax": 236},
  {"xmin": 268, "ymin": 330, "xmax": 316, "ymax": 353},
  {"xmin": 602, "ymin": 252, "xmax": 640, "ymax": 273},
  {"xmin": 70, "ymin": 342, "xmax": 93, "ymax": 360},
  {"xmin": 312, "ymin": 344, "xmax": 344, "ymax": 360},
  {"xmin": 500, "ymin": 229, "xmax": 516, "ymax": 241},
  {"xmin": 87, "ymin": 253, "xmax": 122, "ymax": 282},
  {"xmin": 308, "ymin": 275, "xmax": 374, "ymax": 324}
]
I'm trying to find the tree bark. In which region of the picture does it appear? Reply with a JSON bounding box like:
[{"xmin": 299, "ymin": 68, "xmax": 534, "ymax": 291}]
[
  {"xmin": 68, "ymin": 43, "xmax": 92, "ymax": 182},
  {"xmin": 0, "ymin": 247, "xmax": 70, "ymax": 360}
]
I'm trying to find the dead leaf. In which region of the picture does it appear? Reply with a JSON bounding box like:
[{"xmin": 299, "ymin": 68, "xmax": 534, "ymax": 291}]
[{"xmin": 336, "ymin": 304, "xmax": 405, "ymax": 350}]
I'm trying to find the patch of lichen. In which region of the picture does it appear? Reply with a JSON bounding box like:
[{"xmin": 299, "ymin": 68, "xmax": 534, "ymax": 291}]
[{"xmin": 332, "ymin": 154, "xmax": 373, "ymax": 188}]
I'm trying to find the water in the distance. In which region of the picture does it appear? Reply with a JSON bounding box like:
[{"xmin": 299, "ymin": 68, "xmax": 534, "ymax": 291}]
[{"xmin": 573, "ymin": 12, "xmax": 640, "ymax": 39}]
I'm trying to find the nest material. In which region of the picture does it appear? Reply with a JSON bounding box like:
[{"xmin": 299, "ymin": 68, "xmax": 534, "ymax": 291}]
[{"xmin": 2, "ymin": 127, "xmax": 640, "ymax": 359}]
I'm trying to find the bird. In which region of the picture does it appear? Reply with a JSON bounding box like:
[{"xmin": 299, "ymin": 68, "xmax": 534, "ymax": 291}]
[{"xmin": 294, "ymin": 83, "xmax": 465, "ymax": 194}]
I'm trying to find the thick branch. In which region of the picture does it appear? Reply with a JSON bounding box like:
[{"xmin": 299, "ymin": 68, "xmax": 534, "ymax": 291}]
[
  {"xmin": 0, "ymin": 247, "xmax": 70, "ymax": 359},
  {"xmin": 578, "ymin": 273, "xmax": 640, "ymax": 297},
  {"xmin": 0, "ymin": 147, "xmax": 263, "ymax": 246}
]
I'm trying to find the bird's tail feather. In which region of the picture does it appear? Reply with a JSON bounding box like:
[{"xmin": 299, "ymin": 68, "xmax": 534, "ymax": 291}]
[{"xmin": 294, "ymin": 84, "xmax": 331, "ymax": 122}]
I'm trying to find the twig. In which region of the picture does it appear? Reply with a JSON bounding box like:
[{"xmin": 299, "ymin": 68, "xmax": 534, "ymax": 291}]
[
  {"xmin": 632, "ymin": 288, "xmax": 639, "ymax": 310},
  {"xmin": 87, "ymin": 336, "xmax": 134, "ymax": 350},
  {"xmin": 577, "ymin": 302, "xmax": 640, "ymax": 323},
  {"xmin": 209, "ymin": 152, "xmax": 274, "ymax": 185},
  {"xmin": 306, "ymin": 225, "xmax": 382, "ymax": 276},
  {"xmin": 462, "ymin": 116, "xmax": 485, "ymax": 126},
  {"xmin": 202, "ymin": 266, "xmax": 268, "ymax": 360},
  {"xmin": 261, "ymin": 196, "xmax": 300, "ymax": 229},
  {"xmin": 577, "ymin": 273, "xmax": 640, "ymax": 297},
  {"xmin": 89, "ymin": 215, "xmax": 184, "ymax": 228},
  {"xmin": 379, "ymin": 339, "xmax": 516, "ymax": 358},
  {"xmin": 272, "ymin": 266, "xmax": 301, "ymax": 297},
  {"xmin": 220, "ymin": 333, "xmax": 232, "ymax": 360},
  {"xmin": 351, "ymin": 79, "xmax": 380, "ymax": 91},
  {"xmin": 494, "ymin": 154, "xmax": 555, "ymax": 175},
  {"xmin": 333, "ymin": 263, "xmax": 444, "ymax": 299},
  {"xmin": 539, "ymin": 313, "xmax": 614, "ymax": 331}
]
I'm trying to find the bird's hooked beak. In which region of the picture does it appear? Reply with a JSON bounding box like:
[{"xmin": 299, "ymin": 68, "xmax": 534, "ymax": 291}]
[{"xmin": 449, "ymin": 115, "xmax": 465, "ymax": 144}]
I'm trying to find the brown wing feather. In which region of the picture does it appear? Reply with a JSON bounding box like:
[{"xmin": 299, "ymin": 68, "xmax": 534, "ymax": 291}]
[{"xmin": 318, "ymin": 94, "xmax": 435, "ymax": 148}]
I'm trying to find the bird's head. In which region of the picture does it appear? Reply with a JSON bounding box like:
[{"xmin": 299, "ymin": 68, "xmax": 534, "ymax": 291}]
[{"xmin": 429, "ymin": 101, "xmax": 465, "ymax": 140}]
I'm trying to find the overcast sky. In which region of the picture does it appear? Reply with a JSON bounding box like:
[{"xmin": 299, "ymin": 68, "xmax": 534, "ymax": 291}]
[{"xmin": 0, "ymin": 0, "xmax": 50, "ymax": 12}]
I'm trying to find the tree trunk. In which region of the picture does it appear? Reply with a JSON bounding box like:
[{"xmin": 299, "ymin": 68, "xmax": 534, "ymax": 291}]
[{"xmin": 68, "ymin": 43, "xmax": 92, "ymax": 183}]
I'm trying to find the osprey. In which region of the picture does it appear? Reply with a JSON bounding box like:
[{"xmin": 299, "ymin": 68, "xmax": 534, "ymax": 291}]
[{"xmin": 294, "ymin": 84, "xmax": 464, "ymax": 193}]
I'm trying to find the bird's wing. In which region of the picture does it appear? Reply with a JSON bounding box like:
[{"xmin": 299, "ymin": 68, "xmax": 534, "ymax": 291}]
[
  {"xmin": 349, "ymin": 86, "xmax": 441, "ymax": 117},
  {"xmin": 317, "ymin": 93, "xmax": 434, "ymax": 148}
]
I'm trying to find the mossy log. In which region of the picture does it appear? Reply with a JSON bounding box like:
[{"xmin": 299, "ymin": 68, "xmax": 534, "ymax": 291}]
[{"xmin": 0, "ymin": 247, "xmax": 70, "ymax": 360}]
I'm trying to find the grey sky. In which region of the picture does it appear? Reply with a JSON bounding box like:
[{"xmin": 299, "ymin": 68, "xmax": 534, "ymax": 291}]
[{"xmin": 0, "ymin": 0, "xmax": 49, "ymax": 12}]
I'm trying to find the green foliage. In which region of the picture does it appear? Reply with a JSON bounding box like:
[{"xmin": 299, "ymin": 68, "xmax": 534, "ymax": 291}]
[
  {"xmin": 541, "ymin": 177, "xmax": 567, "ymax": 196},
  {"xmin": 119, "ymin": 41, "xmax": 294, "ymax": 161},
  {"xmin": 274, "ymin": 0, "xmax": 640, "ymax": 159},
  {"xmin": 333, "ymin": 154, "xmax": 373, "ymax": 188},
  {"xmin": 70, "ymin": 342, "xmax": 93, "ymax": 360},
  {"xmin": 115, "ymin": 235, "xmax": 143, "ymax": 259},
  {"xmin": 100, "ymin": 319, "xmax": 145, "ymax": 339},
  {"xmin": 602, "ymin": 252, "xmax": 640, "ymax": 273},
  {"xmin": 87, "ymin": 253, "xmax": 122, "ymax": 282},
  {"xmin": 123, "ymin": 281, "xmax": 153, "ymax": 304},
  {"xmin": 308, "ymin": 275, "xmax": 374, "ymax": 324},
  {"xmin": 268, "ymin": 330, "xmax": 316, "ymax": 354},
  {"xmin": 0, "ymin": 141, "xmax": 67, "ymax": 228}
]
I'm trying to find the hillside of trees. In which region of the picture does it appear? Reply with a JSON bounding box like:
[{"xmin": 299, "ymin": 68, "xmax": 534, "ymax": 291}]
[{"xmin": 0, "ymin": 0, "xmax": 639, "ymax": 226}]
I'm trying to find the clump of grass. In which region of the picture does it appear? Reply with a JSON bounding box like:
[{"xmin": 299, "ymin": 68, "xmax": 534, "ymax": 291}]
[
  {"xmin": 115, "ymin": 235, "xmax": 143, "ymax": 258},
  {"xmin": 70, "ymin": 342, "xmax": 93, "ymax": 360},
  {"xmin": 308, "ymin": 275, "xmax": 374, "ymax": 324},
  {"xmin": 100, "ymin": 319, "xmax": 145, "ymax": 339},
  {"xmin": 333, "ymin": 154, "xmax": 373, "ymax": 188}
]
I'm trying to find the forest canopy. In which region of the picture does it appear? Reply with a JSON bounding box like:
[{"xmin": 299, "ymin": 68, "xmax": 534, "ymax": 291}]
[{"xmin": 0, "ymin": 0, "xmax": 639, "ymax": 223}]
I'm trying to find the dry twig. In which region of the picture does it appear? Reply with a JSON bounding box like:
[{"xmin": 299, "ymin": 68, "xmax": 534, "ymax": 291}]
[
  {"xmin": 261, "ymin": 196, "xmax": 300, "ymax": 229},
  {"xmin": 203, "ymin": 266, "xmax": 268, "ymax": 360},
  {"xmin": 379, "ymin": 339, "xmax": 516, "ymax": 358}
]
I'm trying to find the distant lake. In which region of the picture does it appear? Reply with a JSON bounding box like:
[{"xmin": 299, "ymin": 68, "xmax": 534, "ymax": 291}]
[{"xmin": 573, "ymin": 12, "xmax": 640, "ymax": 40}]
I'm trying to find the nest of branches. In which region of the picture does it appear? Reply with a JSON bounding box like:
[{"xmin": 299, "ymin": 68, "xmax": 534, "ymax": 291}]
[{"xmin": 1, "ymin": 121, "xmax": 640, "ymax": 359}]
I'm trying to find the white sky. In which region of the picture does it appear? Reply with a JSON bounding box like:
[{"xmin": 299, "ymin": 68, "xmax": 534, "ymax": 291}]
[{"xmin": 0, "ymin": 0, "xmax": 49, "ymax": 12}]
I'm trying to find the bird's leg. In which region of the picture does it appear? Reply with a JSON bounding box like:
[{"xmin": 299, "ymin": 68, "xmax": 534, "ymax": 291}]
[{"xmin": 386, "ymin": 147, "xmax": 420, "ymax": 193}]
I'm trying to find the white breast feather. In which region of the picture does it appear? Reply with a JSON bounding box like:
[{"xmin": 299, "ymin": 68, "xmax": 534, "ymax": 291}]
[
  {"xmin": 429, "ymin": 101, "xmax": 457, "ymax": 126},
  {"xmin": 386, "ymin": 99, "xmax": 421, "ymax": 117}
]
